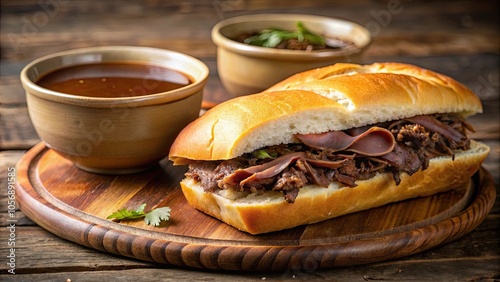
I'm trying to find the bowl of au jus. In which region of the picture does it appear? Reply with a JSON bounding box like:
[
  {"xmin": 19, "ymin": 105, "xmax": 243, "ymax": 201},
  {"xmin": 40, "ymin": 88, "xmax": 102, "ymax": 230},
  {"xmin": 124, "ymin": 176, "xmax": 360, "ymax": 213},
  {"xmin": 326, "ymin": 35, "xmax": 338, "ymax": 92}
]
[
  {"xmin": 212, "ymin": 14, "xmax": 372, "ymax": 97},
  {"xmin": 20, "ymin": 46, "xmax": 209, "ymax": 174}
]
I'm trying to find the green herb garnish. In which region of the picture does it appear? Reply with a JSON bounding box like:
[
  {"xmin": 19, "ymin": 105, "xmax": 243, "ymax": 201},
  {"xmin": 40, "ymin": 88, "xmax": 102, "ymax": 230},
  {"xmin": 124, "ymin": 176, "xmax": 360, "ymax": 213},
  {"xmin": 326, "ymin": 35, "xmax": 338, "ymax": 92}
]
[
  {"xmin": 253, "ymin": 149, "xmax": 278, "ymax": 159},
  {"xmin": 243, "ymin": 21, "xmax": 325, "ymax": 48},
  {"xmin": 107, "ymin": 203, "xmax": 171, "ymax": 226},
  {"xmin": 297, "ymin": 21, "xmax": 326, "ymax": 46}
]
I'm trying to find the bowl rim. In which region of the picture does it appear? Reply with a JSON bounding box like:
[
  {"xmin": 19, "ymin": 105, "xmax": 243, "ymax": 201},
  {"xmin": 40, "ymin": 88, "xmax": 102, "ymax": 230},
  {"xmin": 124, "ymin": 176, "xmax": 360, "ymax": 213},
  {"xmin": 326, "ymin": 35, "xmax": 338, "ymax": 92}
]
[
  {"xmin": 20, "ymin": 46, "xmax": 209, "ymax": 108},
  {"xmin": 211, "ymin": 13, "xmax": 371, "ymax": 60}
]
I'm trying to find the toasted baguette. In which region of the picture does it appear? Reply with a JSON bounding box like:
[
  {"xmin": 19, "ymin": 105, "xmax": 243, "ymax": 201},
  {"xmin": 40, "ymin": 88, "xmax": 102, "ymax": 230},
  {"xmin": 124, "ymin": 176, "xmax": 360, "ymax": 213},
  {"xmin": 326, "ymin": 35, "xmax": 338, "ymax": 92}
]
[
  {"xmin": 168, "ymin": 62, "xmax": 488, "ymax": 234},
  {"xmin": 169, "ymin": 63, "xmax": 482, "ymax": 165}
]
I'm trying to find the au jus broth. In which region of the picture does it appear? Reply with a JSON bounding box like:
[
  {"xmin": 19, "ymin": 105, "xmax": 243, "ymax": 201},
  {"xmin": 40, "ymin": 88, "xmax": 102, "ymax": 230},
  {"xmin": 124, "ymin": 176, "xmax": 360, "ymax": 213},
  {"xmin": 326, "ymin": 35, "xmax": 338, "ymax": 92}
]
[{"xmin": 36, "ymin": 62, "xmax": 192, "ymax": 98}]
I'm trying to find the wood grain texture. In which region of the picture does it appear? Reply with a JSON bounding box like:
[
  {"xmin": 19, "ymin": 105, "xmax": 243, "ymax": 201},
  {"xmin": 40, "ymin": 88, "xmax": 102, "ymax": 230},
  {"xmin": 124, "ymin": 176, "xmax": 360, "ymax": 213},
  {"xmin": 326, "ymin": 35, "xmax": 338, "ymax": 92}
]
[
  {"xmin": 14, "ymin": 142, "xmax": 496, "ymax": 271},
  {"xmin": 1, "ymin": 0, "xmax": 499, "ymax": 280}
]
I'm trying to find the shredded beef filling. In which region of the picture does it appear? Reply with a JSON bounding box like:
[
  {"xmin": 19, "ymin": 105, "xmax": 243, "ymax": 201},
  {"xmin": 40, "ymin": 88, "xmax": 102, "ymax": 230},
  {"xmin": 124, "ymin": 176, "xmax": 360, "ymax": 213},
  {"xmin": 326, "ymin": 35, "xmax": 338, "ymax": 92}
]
[{"xmin": 186, "ymin": 113, "xmax": 473, "ymax": 203}]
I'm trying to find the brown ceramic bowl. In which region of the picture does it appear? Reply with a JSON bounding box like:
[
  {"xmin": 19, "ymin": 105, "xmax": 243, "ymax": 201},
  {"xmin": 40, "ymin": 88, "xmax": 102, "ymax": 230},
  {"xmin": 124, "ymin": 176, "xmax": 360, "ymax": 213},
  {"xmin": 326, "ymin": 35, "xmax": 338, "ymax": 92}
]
[
  {"xmin": 20, "ymin": 46, "xmax": 209, "ymax": 174},
  {"xmin": 212, "ymin": 14, "xmax": 371, "ymax": 97}
]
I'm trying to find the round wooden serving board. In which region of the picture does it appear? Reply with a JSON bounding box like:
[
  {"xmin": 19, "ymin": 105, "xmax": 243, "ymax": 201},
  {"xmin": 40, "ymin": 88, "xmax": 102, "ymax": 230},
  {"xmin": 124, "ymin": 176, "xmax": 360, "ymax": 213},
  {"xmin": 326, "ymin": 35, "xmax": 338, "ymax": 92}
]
[{"xmin": 16, "ymin": 143, "xmax": 496, "ymax": 271}]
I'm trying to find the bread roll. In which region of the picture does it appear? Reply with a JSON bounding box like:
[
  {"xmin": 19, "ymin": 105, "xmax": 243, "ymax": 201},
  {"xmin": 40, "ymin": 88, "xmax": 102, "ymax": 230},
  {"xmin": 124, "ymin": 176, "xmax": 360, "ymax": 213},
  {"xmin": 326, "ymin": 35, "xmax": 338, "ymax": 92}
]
[
  {"xmin": 170, "ymin": 63, "xmax": 482, "ymax": 165},
  {"xmin": 168, "ymin": 62, "xmax": 489, "ymax": 234}
]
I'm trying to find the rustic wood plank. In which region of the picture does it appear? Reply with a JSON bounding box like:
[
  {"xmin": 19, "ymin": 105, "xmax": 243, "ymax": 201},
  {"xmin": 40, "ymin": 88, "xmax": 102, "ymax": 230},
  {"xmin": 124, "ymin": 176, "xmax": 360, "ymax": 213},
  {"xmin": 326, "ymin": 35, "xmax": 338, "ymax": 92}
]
[
  {"xmin": 0, "ymin": 151, "xmax": 34, "ymax": 226},
  {"xmin": 0, "ymin": 150, "xmax": 23, "ymax": 167},
  {"xmin": 0, "ymin": 106, "xmax": 39, "ymax": 150},
  {"xmin": 3, "ymin": 251, "xmax": 499, "ymax": 280},
  {"xmin": 1, "ymin": 1, "xmax": 498, "ymax": 62}
]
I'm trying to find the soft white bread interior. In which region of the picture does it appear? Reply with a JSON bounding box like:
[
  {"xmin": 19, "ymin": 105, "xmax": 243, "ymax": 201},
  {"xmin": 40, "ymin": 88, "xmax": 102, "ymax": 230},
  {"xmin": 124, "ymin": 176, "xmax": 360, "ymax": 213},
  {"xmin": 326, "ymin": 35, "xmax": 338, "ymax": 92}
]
[
  {"xmin": 179, "ymin": 140, "xmax": 490, "ymax": 234},
  {"xmin": 169, "ymin": 62, "xmax": 482, "ymax": 165}
]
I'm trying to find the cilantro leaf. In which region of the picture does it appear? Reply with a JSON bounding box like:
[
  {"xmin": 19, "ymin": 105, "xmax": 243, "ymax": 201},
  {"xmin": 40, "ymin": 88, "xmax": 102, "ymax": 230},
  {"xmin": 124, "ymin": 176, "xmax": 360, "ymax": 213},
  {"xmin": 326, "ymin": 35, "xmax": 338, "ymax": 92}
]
[
  {"xmin": 107, "ymin": 204, "xmax": 171, "ymax": 226},
  {"xmin": 144, "ymin": 207, "xmax": 171, "ymax": 226},
  {"xmin": 107, "ymin": 203, "xmax": 146, "ymax": 220}
]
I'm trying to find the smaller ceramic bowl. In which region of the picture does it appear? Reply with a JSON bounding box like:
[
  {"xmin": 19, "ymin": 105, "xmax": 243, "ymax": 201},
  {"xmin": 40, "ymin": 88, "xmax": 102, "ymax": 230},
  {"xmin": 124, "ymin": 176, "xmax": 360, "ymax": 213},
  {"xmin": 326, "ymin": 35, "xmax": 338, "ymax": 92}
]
[
  {"xmin": 212, "ymin": 14, "xmax": 371, "ymax": 97},
  {"xmin": 20, "ymin": 46, "xmax": 209, "ymax": 174}
]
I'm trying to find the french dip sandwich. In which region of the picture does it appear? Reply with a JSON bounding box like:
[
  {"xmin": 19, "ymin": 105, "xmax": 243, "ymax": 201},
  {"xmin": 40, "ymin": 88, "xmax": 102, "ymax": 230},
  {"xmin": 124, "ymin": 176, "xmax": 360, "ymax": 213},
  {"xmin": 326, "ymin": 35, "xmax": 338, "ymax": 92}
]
[{"xmin": 168, "ymin": 62, "xmax": 490, "ymax": 234}]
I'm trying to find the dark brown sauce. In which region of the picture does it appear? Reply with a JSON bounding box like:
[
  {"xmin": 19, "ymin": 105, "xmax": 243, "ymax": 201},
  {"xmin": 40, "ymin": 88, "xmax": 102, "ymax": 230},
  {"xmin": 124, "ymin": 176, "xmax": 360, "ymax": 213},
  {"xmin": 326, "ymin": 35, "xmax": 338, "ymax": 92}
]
[{"xmin": 36, "ymin": 62, "xmax": 192, "ymax": 98}]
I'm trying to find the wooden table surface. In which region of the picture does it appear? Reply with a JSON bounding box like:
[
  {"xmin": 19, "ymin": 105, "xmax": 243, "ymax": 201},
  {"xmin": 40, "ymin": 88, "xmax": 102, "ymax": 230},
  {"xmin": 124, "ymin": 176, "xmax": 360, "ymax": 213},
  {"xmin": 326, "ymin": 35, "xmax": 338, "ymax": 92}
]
[{"xmin": 1, "ymin": 0, "xmax": 499, "ymax": 281}]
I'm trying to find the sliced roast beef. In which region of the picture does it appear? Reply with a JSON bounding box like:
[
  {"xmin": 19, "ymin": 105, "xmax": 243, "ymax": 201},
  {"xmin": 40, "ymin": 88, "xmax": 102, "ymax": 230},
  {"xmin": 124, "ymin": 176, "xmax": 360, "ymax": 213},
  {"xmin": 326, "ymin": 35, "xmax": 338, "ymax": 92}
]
[
  {"xmin": 379, "ymin": 143, "xmax": 422, "ymax": 176},
  {"xmin": 186, "ymin": 113, "xmax": 473, "ymax": 203},
  {"xmin": 405, "ymin": 115, "xmax": 467, "ymax": 145},
  {"xmin": 295, "ymin": 126, "xmax": 396, "ymax": 156},
  {"xmin": 186, "ymin": 161, "xmax": 220, "ymax": 192}
]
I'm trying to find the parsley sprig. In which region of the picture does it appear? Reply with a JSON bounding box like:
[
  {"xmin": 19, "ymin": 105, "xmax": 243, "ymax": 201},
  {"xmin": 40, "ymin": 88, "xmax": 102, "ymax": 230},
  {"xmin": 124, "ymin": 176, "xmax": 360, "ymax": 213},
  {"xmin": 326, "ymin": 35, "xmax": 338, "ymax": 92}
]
[{"xmin": 107, "ymin": 203, "xmax": 171, "ymax": 226}]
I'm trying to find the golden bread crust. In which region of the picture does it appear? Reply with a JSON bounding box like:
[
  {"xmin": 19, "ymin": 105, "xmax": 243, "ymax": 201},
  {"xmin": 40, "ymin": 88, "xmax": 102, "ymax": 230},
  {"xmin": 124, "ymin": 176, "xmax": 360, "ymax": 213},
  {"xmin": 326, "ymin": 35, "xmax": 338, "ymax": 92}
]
[
  {"xmin": 169, "ymin": 90, "xmax": 349, "ymax": 164},
  {"xmin": 169, "ymin": 62, "xmax": 482, "ymax": 164}
]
